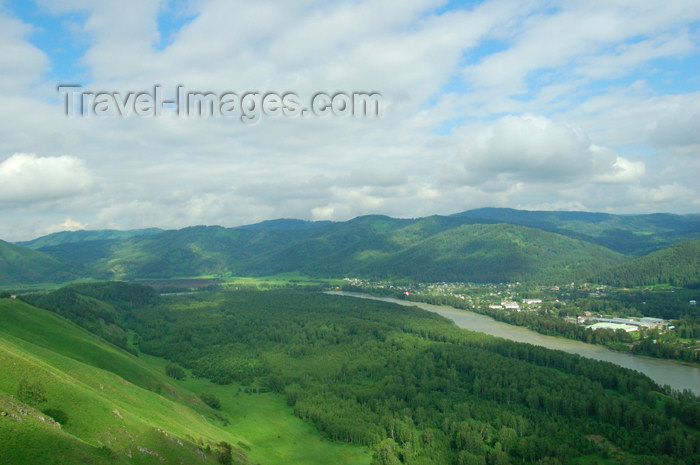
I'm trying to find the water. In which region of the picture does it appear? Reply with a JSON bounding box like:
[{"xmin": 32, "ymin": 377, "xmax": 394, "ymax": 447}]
[{"xmin": 329, "ymin": 292, "xmax": 700, "ymax": 395}]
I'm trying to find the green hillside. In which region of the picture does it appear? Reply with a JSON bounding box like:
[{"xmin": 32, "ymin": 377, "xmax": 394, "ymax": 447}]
[
  {"xmin": 592, "ymin": 240, "xmax": 700, "ymax": 288},
  {"xmin": 0, "ymin": 295, "xmax": 369, "ymax": 465},
  {"xmin": 26, "ymin": 215, "xmax": 625, "ymax": 284},
  {"xmin": 0, "ymin": 239, "xmax": 76, "ymax": 285},
  {"xmin": 247, "ymin": 221, "xmax": 625, "ymax": 282},
  {"xmin": 5, "ymin": 208, "xmax": 698, "ymax": 285},
  {"xmin": 364, "ymin": 223, "xmax": 625, "ymax": 283},
  {"xmin": 454, "ymin": 208, "xmax": 700, "ymax": 255},
  {"xmin": 17, "ymin": 228, "xmax": 163, "ymax": 250}
]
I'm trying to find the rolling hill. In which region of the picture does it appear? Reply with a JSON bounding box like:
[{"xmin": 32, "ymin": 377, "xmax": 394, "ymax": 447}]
[
  {"xmin": 16, "ymin": 228, "xmax": 163, "ymax": 249},
  {"xmin": 0, "ymin": 239, "xmax": 77, "ymax": 285},
  {"xmin": 4, "ymin": 208, "xmax": 700, "ymax": 286},
  {"xmin": 454, "ymin": 208, "xmax": 700, "ymax": 255},
  {"xmin": 21, "ymin": 215, "xmax": 626, "ymax": 283},
  {"xmin": 239, "ymin": 220, "xmax": 625, "ymax": 282},
  {"xmin": 591, "ymin": 240, "xmax": 700, "ymax": 288}
]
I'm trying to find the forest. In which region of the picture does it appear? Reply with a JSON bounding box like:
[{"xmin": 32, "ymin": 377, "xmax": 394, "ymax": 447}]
[{"xmin": 30, "ymin": 284, "xmax": 700, "ymax": 465}]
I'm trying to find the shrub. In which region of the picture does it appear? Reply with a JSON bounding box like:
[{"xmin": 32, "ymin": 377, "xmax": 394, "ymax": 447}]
[
  {"xmin": 165, "ymin": 363, "xmax": 186, "ymax": 380},
  {"xmin": 200, "ymin": 392, "xmax": 221, "ymax": 410}
]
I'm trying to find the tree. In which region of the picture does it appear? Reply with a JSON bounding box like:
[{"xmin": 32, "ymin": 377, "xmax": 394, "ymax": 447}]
[
  {"xmin": 200, "ymin": 392, "xmax": 222, "ymax": 410},
  {"xmin": 372, "ymin": 439, "xmax": 401, "ymax": 465},
  {"xmin": 216, "ymin": 441, "xmax": 232, "ymax": 465},
  {"xmin": 165, "ymin": 363, "xmax": 186, "ymax": 380}
]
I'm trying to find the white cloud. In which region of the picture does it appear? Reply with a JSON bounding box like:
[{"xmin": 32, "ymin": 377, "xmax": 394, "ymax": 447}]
[
  {"xmin": 0, "ymin": 14, "xmax": 49, "ymax": 91},
  {"xmin": 450, "ymin": 114, "xmax": 639, "ymax": 185},
  {"xmin": 0, "ymin": 153, "xmax": 97, "ymax": 205},
  {"xmin": 594, "ymin": 156, "xmax": 646, "ymax": 184},
  {"xmin": 0, "ymin": 0, "xmax": 698, "ymax": 240},
  {"xmin": 44, "ymin": 218, "xmax": 88, "ymax": 234}
]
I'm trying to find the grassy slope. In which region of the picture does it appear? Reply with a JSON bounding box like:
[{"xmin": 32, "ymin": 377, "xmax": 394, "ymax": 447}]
[{"xmin": 0, "ymin": 298, "xmax": 368, "ymax": 465}]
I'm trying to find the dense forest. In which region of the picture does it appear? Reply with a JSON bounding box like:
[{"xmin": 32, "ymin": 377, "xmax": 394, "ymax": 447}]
[
  {"xmin": 590, "ymin": 240, "xmax": 700, "ymax": 288},
  {"xmin": 33, "ymin": 285, "xmax": 700, "ymax": 465}
]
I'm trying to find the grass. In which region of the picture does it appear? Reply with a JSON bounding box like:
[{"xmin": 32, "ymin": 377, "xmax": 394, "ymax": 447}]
[
  {"xmin": 140, "ymin": 353, "xmax": 370, "ymax": 465},
  {"xmin": 219, "ymin": 272, "xmax": 345, "ymax": 288},
  {"xmin": 4, "ymin": 273, "xmax": 346, "ymax": 294},
  {"xmin": 0, "ymin": 298, "xmax": 368, "ymax": 465},
  {"xmin": 0, "ymin": 277, "xmax": 101, "ymax": 292},
  {"xmin": 181, "ymin": 376, "xmax": 371, "ymax": 465}
]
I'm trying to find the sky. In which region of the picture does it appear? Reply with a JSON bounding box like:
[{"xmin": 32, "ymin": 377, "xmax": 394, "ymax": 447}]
[{"xmin": 0, "ymin": 0, "xmax": 699, "ymax": 241}]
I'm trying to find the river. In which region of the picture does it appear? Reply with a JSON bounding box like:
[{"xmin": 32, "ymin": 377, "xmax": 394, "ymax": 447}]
[{"xmin": 329, "ymin": 292, "xmax": 700, "ymax": 395}]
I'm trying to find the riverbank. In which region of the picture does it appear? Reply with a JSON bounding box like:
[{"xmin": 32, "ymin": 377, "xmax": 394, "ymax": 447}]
[{"xmin": 329, "ymin": 291, "xmax": 700, "ymax": 396}]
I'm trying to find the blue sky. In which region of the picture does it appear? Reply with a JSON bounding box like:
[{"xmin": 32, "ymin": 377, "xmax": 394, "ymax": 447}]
[{"xmin": 0, "ymin": 0, "xmax": 699, "ymax": 240}]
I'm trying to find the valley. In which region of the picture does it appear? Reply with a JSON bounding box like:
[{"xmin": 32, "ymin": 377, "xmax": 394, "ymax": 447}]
[{"xmin": 2, "ymin": 208, "xmax": 699, "ymax": 465}]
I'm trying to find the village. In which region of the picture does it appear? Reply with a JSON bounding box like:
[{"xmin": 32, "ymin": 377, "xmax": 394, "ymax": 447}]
[{"xmin": 341, "ymin": 278, "xmax": 676, "ymax": 335}]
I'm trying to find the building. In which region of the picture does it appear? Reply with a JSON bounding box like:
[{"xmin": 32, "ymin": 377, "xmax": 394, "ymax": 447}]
[
  {"xmin": 589, "ymin": 322, "xmax": 638, "ymax": 332},
  {"xmin": 593, "ymin": 317, "xmax": 668, "ymax": 329}
]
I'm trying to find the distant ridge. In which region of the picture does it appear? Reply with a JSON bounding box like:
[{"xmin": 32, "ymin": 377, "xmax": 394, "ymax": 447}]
[
  {"xmin": 454, "ymin": 207, "xmax": 700, "ymax": 255},
  {"xmin": 0, "ymin": 239, "xmax": 77, "ymax": 284},
  {"xmin": 17, "ymin": 228, "xmax": 163, "ymax": 249},
  {"xmin": 2, "ymin": 208, "xmax": 699, "ymax": 286},
  {"xmin": 591, "ymin": 240, "xmax": 700, "ymax": 288},
  {"xmin": 238, "ymin": 218, "xmax": 332, "ymax": 231}
]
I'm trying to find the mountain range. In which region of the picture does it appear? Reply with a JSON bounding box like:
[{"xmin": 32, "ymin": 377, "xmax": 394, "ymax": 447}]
[{"xmin": 2, "ymin": 208, "xmax": 699, "ymax": 287}]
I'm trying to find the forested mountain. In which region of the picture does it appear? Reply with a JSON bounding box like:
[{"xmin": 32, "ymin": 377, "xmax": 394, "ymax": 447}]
[
  {"xmin": 16, "ymin": 228, "xmax": 163, "ymax": 249},
  {"xmin": 454, "ymin": 208, "xmax": 700, "ymax": 255},
  {"xmin": 0, "ymin": 239, "xmax": 77, "ymax": 284},
  {"xmin": 248, "ymin": 221, "xmax": 624, "ymax": 282},
  {"xmin": 20, "ymin": 217, "xmax": 623, "ymax": 283},
  {"xmin": 4, "ymin": 208, "xmax": 699, "ymax": 286},
  {"xmin": 592, "ymin": 240, "xmax": 700, "ymax": 288}
]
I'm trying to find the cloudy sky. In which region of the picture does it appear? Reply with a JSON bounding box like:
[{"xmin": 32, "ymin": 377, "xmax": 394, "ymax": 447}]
[{"xmin": 0, "ymin": 0, "xmax": 699, "ymax": 241}]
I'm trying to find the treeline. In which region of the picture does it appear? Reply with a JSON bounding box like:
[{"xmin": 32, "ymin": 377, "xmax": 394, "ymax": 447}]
[
  {"xmin": 22, "ymin": 282, "xmax": 158, "ymax": 353},
  {"xmin": 107, "ymin": 289, "xmax": 700, "ymax": 465}
]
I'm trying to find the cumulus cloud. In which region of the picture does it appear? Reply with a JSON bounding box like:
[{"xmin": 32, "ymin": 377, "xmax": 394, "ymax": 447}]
[
  {"xmin": 44, "ymin": 218, "xmax": 88, "ymax": 234},
  {"xmin": 0, "ymin": 153, "xmax": 96, "ymax": 205},
  {"xmin": 450, "ymin": 114, "xmax": 645, "ymax": 186},
  {"xmin": 594, "ymin": 156, "xmax": 646, "ymax": 184}
]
